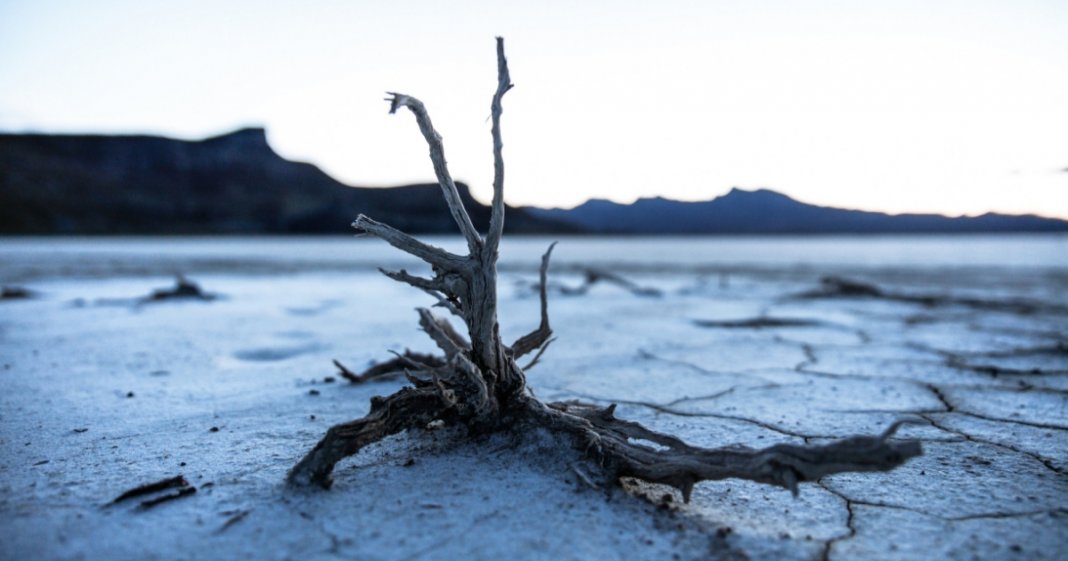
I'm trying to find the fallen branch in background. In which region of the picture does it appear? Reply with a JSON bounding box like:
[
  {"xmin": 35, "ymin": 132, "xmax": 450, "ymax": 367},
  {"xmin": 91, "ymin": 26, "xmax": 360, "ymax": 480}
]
[
  {"xmin": 519, "ymin": 268, "xmax": 662, "ymax": 298},
  {"xmin": 1, "ymin": 286, "xmax": 35, "ymax": 300},
  {"xmin": 693, "ymin": 317, "xmax": 825, "ymax": 329},
  {"xmin": 144, "ymin": 274, "xmax": 215, "ymax": 303},
  {"xmin": 795, "ymin": 276, "xmax": 1064, "ymax": 315}
]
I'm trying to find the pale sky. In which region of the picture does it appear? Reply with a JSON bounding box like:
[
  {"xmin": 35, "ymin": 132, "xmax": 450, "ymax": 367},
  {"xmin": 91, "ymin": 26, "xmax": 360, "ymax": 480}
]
[{"xmin": 1, "ymin": 0, "xmax": 1066, "ymax": 218}]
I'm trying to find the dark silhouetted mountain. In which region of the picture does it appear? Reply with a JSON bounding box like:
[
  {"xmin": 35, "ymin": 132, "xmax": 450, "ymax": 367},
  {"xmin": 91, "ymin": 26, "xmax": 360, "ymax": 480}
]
[
  {"xmin": 0, "ymin": 128, "xmax": 571, "ymax": 235},
  {"xmin": 3, "ymin": 129, "xmax": 1064, "ymax": 235},
  {"xmin": 528, "ymin": 188, "xmax": 1068, "ymax": 234}
]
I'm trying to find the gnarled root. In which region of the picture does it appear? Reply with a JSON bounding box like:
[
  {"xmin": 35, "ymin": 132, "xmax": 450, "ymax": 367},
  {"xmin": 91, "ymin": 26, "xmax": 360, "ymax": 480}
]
[
  {"xmin": 530, "ymin": 399, "xmax": 921, "ymax": 501},
  {"xmin": 288, "ymin": 37, "xmax": 922, "ymax": 503},
  {"xmin": 289, "ymin": 388, "xmax": 921, "ymax": 498},
  {"xmin": 288, "ymin": 387, "xmax": 448, "ymax": 488}
]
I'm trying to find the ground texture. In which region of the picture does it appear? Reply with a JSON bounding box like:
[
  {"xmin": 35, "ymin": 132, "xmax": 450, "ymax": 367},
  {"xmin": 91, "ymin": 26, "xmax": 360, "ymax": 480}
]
[{"xmin": 1, "ymin": 250, "xmax": 1066, "ymax": 560}]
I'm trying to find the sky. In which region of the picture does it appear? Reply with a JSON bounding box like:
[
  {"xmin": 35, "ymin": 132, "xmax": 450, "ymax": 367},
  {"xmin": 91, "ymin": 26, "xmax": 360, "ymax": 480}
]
[{"xmin": 1, "ymin": 0, "xmax": 1066, "ymax": 218}]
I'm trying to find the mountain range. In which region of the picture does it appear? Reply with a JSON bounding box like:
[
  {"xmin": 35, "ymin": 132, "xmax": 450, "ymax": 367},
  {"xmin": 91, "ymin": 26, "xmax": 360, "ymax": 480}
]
[
  {"xmin": 0, "ymin": 128, "xmax": 567, "ymax": 235},
  {"xmin": 2, "ymin": 128, "xmax": 1065, "ymax": 235},
  {"xmin": 530, "ymin": 189, "xmax": 1068, "ymax": 234}
]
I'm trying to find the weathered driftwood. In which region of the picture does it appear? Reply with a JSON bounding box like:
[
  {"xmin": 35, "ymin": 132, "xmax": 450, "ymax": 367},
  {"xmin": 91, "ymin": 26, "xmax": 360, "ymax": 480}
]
[{"xmin": 288, "ymin": 38, "xmax": 921, "ymax": 498}]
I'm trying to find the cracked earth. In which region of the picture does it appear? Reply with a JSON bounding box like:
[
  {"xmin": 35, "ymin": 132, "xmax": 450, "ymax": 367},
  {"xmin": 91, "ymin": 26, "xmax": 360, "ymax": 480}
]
[
  {"xmin": 1, "ymin": 240, "xmax": 1066, "ymax": 560},
  {"xmin": 534, "ymin": 267, "xmax": 1067, "ymax": 560}
]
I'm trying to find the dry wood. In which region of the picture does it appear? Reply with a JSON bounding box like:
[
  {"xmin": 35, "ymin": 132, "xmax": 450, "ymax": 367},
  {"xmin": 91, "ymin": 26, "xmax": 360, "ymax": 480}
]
[
  {"xmin": 144, "ymin": 275, "xmax": 214, "ymax": 302},
  {"xmin": 526, "ymin": 267, "xmax": 662, "ymax": 298},
  {"xmin": 111, "ymin": 475, "xmax": 190, "ymax": 504},
  {"xmin": 1, "ymin": 286, "xmax": 34, "ymax": 300},
  {"xmin": 796, "ymin": 276, "xmax": 1062, "ymax": 315},
  {"xmin": 138, "ymin": 486, "xmax": 197, "ymax": 510},
  {"xmin": 289, "ymin": 37, "xmax": 921, "ymax": 500},
  {"xmin": 334, "ymin": 353, "xmax": 445, "ymax": 384},
  {"xmin": 110, "ymin": 474, "xmax": 197, "ymax": 510}
]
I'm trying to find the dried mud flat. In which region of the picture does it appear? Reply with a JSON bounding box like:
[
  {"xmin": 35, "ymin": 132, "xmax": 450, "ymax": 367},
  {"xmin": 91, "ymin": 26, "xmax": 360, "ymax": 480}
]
[{"xmin": 1, "ymin": 261, "xmax": 1066, "ymax": 560}]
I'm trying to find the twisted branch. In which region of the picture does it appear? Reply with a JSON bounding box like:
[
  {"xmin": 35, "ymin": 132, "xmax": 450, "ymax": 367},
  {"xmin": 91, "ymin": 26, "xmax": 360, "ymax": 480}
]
[
  {"xmin": 485, "ymin": 36, "xmax": 514, "ymax": 257},
  {"xmin": 352, "ymin": 215, "xmax": 467, "ymax": 271},
  {"xmin": 386, "ymin": 93, "xmax": 482, "ymax": 253}
]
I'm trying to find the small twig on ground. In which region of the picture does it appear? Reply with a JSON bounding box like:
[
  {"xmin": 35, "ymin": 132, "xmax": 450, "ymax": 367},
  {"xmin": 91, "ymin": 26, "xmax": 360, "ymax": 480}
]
[
  {"xmin": 138, "ymin": 486, "xmax": 197, "ymax": 510},
  {"xmin": 111, "ymin": 475, "xmax": 197, "ymax": 509},
  {"xmin": 1, "ymin": 286, "xmax": 35, "ymax": 300},
  {"xmin": 110, "ymin": 475, "xmax": 189, "ymax": 504},
  {"xmin": 215, "ymin": 510, "xmax": 251, "ymax": 534},
  {"xmin": 571, "ymin": 464, "xmax": 600, "ymax": 490}
]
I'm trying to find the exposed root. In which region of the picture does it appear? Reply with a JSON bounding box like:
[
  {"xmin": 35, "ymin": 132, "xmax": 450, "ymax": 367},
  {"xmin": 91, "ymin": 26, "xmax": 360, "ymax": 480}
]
[
  {"xmin": 288, "ymin": 37, "xmax": 922, "ymax": 506},
  {"xmin": 288, "ymin": 387, "xmax": 447, "ymax": 488},
  {"xmin": 531, "ymin": 400, "xmax": 920, "ymax": 501}
]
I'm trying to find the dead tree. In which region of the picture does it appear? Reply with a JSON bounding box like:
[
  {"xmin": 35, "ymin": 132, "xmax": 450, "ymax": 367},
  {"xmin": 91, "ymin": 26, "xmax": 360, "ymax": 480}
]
[{"xmin": 288, "ymin": 38, "xmax": 921, "ymax": 499}]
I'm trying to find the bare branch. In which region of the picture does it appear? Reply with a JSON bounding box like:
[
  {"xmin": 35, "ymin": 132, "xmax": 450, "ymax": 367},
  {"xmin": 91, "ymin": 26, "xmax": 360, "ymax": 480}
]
[
  {"xmin": 386, "ymin": 93, "xmax": 483, "ymax": 253},
  {"xmin": 354, "ymin": 215, "xmax": 467, "ymax": 270},
  {"xmin": 521, "ymin": 337, "xmax": 556, "ymax": 370},
  {"xmin": 511, "ymin": 242, "xmax": 556, "ymax": 358},
  {"xmin": 417, "ymin": 308, "xmax": 465, "ymax": 358},
  {"xmin": 379, "ymin": 268, "xmax": 443, "ymax": 293},
  {"xmin": 381, "ymin": 266, "xmax": 464, "ymax": 317},
  {"xmin": 433, "ymin": 315, "xmax": 471, "ymax": 351},
  {"xmin": 485, "ymin": 36, "xmax": 514, "ymax": 256},
  {"xmin": 432, "ymin": 298, "xmax": 463, "ymax": 318}
]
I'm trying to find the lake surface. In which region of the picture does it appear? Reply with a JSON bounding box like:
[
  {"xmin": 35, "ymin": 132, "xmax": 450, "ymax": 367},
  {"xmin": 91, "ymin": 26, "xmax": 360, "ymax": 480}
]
[{"xmin": 1, "ymin": 234, "xmax": 1066, "ymax": 282}]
